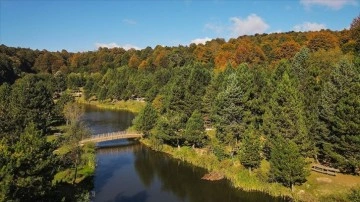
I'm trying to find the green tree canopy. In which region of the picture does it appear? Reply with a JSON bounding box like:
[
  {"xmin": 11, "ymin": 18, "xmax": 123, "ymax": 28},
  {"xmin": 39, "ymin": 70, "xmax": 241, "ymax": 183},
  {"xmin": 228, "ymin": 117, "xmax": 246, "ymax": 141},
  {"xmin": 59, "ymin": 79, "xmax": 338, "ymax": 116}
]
[
  {"xmin": 183, "ymin": 110, "xmax": 207, "ymax": 148},
  {"xmin": 0, "ymin": 123, "xmax": 56, "ymax": 201},
  {"xmin": 318, "ymin": 59, "xmax": 360, "ymax": 173},
  {"xmin": 133, "ymin": 103, "xmax": 158, "ymax": 135},
  {"xmin": 263, "ymin": 71, "xmax": 312, "ymax": 157},
  {"xmin": 239, "ymin": 125, "xmax": 262, "ymax": 171},
  {"xmin": 269, "ymin": 135, "xmax": 308, "ymax": 191}
]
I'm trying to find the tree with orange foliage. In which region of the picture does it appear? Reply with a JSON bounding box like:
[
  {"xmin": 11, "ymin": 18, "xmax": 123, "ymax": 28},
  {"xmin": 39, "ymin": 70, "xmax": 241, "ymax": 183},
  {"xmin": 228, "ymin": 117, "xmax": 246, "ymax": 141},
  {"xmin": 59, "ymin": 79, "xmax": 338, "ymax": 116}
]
[
  {"xmin": 234, "ymin": 39, "xmax": 266, "ymax": 65},
  {"xmin": 274, "ymin": 40, "xmax": 301, "ymax": 60},
  {"xmin": 214, "ymin": 51, "xmax": 235, "ymax": 71},
  {"xmin": 350, "ymin": 15, "xmax": 360, "ymax": 54},
  {"xmin": 214, "ymin": 43, "xmax": 236, "ymax": 71},
  {"xmin": 138, "ymin": 59, "xmax": 149, "ymax": 69},
  {"xmin": 152, "ymin": 46, "xmax": 169, "ymax": 68},
  {"xmin": 193, "ymin": 45, "xmax": 213, "ymax": 64},
  {"xmin": 128, "ymin": 54, "xmax": 141, "ymax": 68},
  {"xmin": 307, "ymin": 31, "xmax": 338, "ymax": 51}
]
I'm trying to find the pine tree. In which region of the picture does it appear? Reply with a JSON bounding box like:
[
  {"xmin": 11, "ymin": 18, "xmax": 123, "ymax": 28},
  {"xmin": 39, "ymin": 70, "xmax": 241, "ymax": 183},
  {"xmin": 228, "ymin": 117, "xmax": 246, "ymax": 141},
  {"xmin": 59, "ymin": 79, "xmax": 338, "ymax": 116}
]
[
  {"xmin": 318, "ymin": 59, "xmax": 360, "ymax": 173},
  {"xmin": 184, "ymin": 110, "xmax": 207, "ymax": 148},
  {"xmin": 154, "ymin": 111, "xmax": 186, "ymax": 147},
  {"xmin": 202, "ymin": 71, "xmax": 226, "ymax": 127},
  {"xmin": 214, "ymin": 73, "xmax": 244, "ymax": 144},
  {"xmin": 1, "ymin": 123, "xmax": 57, "ymax": 200},
  {"xmin": 263, "ymin": 71, "xmax": 312, "ymax": 157},
  {"xmin": 269, "ymin": 135, "xmax": 308, "ymax": 191},
  {"xmin": 133, "ymin": 103, "xmax": 158, "ymax": 135},
  {"xmin": 214, "ymin": 65, "xmax": 260, "ymax": 143},
  {"xmin": 239, "ymin": 125, "xmax": 262, "ymax": 172}
]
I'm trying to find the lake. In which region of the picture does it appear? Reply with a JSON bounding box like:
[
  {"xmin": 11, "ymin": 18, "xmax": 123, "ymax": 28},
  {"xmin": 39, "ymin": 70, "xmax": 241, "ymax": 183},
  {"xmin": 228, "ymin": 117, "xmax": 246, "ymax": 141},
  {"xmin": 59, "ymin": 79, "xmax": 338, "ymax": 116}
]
[{"xmin": 82, "ymin": 105, "xmax": 286, "ymax": 202}]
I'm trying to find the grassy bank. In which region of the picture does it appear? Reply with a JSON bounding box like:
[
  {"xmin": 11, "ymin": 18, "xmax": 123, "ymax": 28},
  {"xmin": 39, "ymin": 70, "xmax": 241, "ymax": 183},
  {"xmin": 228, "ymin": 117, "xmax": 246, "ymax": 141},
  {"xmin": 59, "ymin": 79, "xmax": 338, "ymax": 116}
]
[
  {"xmin": 76, "ymin": 97, "xmax": 146, "ymax": 113},
  {"xmin": 140, "ymin": 138, "xmax": 291, "ymax": 199},
  {"xmin": 140, "ymin": 138, "xmax": 360, "ymax": 202},
  {"xmin": 52, "ymin": 142, "xmax": 96, "ymax": 184},
  {"xmin": 47, "ymin": 127, "xmax": 96, "ymax": 185}
]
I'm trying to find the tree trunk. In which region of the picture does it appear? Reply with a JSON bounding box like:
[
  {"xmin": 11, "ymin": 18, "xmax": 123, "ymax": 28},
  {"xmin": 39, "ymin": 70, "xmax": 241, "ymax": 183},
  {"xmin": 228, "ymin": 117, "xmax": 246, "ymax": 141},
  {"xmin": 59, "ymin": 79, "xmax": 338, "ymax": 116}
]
[
  {"xmin": 291, "ymin": 183, "xmax": 294, "ymax": 192},
  {"xmin": 73, "ymin": 153, "xmax": 78, "ymax": 185}
]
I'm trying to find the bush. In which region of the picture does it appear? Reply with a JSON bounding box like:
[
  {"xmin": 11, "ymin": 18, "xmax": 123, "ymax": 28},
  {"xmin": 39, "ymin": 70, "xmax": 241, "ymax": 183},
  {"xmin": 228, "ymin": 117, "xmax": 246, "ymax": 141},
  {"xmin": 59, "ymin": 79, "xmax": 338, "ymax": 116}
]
[
  {"xmin": 212, "ymin": 144, "xmax": 228, "ymax": 160},
  {"xmin": 348, "ymin": 187, "xmax": 360, "ymax": 202}
]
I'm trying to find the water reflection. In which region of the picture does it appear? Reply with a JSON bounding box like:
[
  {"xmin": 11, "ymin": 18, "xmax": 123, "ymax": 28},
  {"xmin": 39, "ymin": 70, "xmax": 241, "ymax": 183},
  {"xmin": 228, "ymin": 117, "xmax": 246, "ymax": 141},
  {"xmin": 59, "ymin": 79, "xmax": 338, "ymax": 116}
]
[
  {"xmin": 94, "ymin": 143, "xmax": 285, "ymax": 202},
  {"xmin": 82, "ymin": 105, "xmax": 286, "ymax": 202},
  {"xmin": 82, "ymin": 104, "xmax": 135, "ymax": 135}
]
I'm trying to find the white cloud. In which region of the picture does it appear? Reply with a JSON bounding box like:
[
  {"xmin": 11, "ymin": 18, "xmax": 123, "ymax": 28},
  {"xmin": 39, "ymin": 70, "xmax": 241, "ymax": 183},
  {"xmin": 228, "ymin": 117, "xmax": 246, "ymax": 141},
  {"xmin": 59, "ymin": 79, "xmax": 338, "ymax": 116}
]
[
  {"xmin": 229, "ymin": 14, "xmax": 269, "ymax": 37},
  {"xmin": 121, "ymin": 44, "xmax": 141, "ymax": 50},
  {"xmin": 293, "ymin": 22, "xmax": 327, "ymax": 31},
  {"xmin": 300, "ymin": 0, "xmax": 357, "ymax": 10},
  {"xmin": 122, "ymin": 19, "xmax": 137, "ymax": 25},
  {"xmin": 95, "ymin": 42, "xmax": 140, "ymax": 50},
  {"xmin": 190, "ymin": 37, "xmax": 212, "ymax": 45},
  {"xmin": 270, "ymin": 30, "xmax": 283, "ymax": 34}
]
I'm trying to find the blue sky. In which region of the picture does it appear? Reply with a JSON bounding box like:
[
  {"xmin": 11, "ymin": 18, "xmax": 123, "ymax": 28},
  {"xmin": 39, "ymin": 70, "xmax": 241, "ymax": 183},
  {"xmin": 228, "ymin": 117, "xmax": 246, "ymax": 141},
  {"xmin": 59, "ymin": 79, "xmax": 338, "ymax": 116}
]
[{"xmin": 0, "ymin": 0, "xmax": 359, "ymax": 52}]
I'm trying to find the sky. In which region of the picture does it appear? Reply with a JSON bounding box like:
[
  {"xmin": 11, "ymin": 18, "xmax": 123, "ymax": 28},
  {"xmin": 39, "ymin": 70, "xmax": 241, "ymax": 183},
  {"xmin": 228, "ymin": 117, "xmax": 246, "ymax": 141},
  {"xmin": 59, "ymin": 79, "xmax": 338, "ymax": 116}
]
[{"xmin": 0, "ymin": 0, "xmax": 359, "ymax": 52}]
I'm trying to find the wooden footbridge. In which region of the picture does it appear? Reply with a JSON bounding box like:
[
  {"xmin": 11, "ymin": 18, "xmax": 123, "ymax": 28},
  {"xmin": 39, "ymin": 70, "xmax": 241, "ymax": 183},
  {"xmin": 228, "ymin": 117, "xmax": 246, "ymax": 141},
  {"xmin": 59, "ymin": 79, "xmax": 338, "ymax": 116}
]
[{"xmin": 80, "ymin": 131, "xmax": 142, "ymax": 145}]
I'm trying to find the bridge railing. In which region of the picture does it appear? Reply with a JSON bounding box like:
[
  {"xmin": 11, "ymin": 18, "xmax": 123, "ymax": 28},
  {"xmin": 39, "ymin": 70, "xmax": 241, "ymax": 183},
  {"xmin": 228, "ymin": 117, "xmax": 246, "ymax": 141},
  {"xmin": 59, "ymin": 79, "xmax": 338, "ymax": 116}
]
[
  {"xmin": 91, "ymin": 131, "xmax": 127, "ymax": 139},
  {"xmin": 80, "ymin": 130, "xmax": 142, "ymax": 144}
]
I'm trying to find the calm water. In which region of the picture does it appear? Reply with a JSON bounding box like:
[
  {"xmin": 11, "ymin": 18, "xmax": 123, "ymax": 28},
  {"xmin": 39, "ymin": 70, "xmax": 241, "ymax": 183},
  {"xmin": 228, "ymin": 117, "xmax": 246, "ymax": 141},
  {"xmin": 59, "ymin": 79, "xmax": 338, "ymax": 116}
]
[{"xmin": 83, "ymin": 105, "xmax": 286, "ymax": 202}]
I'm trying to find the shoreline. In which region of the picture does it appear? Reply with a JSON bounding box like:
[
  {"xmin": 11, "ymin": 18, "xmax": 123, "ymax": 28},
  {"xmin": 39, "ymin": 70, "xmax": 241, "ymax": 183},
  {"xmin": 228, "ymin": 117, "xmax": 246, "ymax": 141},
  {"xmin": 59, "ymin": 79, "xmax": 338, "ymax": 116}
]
[
  {"xmin": 139, "ymin": 139, "xmax": 360, "ymax": 202},
  {"xmin": 83, "ymin": 102, "xmax": 360, "ymax": 202},
  {"xmin": 76, "ymin": 98, "xmax": 146, "ymax": 114},
  {"xmin": 139, "ymin": 138, "xmax": 292, "ymax": 200}
]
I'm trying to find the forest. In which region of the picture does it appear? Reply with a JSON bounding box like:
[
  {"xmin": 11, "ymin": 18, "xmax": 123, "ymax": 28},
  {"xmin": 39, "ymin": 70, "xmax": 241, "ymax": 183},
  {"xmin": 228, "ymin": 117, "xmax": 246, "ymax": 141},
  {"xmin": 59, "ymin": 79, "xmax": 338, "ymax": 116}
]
[{"xmin": 0, "ymin": 16, "xmax": 359, "ymax": 201}]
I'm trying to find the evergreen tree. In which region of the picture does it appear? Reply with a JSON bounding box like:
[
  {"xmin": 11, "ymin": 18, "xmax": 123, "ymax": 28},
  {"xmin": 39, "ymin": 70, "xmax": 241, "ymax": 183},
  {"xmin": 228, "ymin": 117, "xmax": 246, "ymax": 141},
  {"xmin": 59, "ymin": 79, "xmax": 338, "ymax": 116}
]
[
  {"xmin": 269, "ymin": 135, "xmax": 308, "ymax": 191},
  {"xmin": 164, "ymin": 70, "xmax": 191, "ymax": 117},
  {"xmin": 202, "ymin": 72, "xmax": 224, "ymax": 127},
  {"xmin": 9, "ymin": 74, "xmax": 55, "ymax": 135},
  {"xmin": 239, "ymin": 125, "xmax": 262, "ymax": 172},
  {"xmin": 0, "ymin": 83, "xmax": 13, "ymax": 137},
  {"xmin": 184, "ymin": 110, "xmax": 207, "ymax": 148},
  {"xmin": 154, "ymin": 111, "xmax": 186, "ymax": 147},
  {"xmin": 133, "ymin": 103, "xmax": 158, "ymax": 135},
  {"xmin": 318, "ymin": 59, "xmax": 360, "ymax": 173},
  {"xmin": 263, "ymin": 72, "xmax": 312, "ymax": 157},
  {"xmin": 185, "ymin": 66, "xmax": 211, "ymax": 114},
  {"xmin": 214, "ymin": 65, "xmax": 267, "ymax": 146},
  {"xmin": 214, "ymin": 73, "xmax": 244, "ymax": 144},
  {"xmin": 0, "ymin": 123, "xmax": 56, "ymax": 200}
]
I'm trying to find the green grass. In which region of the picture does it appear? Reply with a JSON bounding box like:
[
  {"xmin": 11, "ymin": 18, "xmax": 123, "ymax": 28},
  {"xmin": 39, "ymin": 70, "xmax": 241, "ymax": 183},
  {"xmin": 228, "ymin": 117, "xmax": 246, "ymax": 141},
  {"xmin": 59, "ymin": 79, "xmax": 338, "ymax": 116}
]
[
  {"xmin": 49, "ymin": 126, "xmax": 96, "ymax": 185},
  {"xmin": 52, "ymin": 143, "xmax": 95, "ymax": 185},
  {"xmin": 77, "ymin": 97, "xmax": 146, "ymax": 113}
]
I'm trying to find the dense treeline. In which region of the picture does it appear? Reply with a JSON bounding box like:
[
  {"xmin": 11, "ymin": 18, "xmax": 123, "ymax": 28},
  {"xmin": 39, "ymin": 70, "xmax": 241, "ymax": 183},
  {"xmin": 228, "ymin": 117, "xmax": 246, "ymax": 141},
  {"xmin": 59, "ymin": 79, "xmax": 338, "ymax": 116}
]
[
  {"xmin": 0, "ymin": 16, "xmax": 359, "ymax": 195},
  {"xmin": 1, "ymin": 27, "xmax": 358, "ymax": 85},
  {"xmin": 0, "ymin": 77, "xmax": 92, "ymax": 200}
]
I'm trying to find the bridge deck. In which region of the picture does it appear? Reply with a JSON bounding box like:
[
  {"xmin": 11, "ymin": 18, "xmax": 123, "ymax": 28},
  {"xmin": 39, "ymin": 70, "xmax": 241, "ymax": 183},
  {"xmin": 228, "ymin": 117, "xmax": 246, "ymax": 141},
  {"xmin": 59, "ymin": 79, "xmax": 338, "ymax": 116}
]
[{"xmin": 80, "ymin": 131, "xmax": 142, "ymax": 144}]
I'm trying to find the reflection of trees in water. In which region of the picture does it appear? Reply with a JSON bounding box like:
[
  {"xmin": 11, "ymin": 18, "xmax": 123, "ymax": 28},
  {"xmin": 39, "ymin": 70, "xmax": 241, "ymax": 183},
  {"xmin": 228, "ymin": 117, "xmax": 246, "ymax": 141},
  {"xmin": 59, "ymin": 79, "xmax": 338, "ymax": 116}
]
[
  {"xmin": 95, "ymin": 144, "xmax": 140, "ymax": 193},
  {"xmin": 133, "ymin": 145, "xmax": 285, "ymax": 202},
  {"xmin": 133, "ymin": 145, "xmax": 156, "ymax": 187},
  {"xmin": 82, "ymin": 105, "xmax": 135, "ymax": 134},
  {"xmin": 97, "ymin": 143, "xmax": 141, "ymax": 155},
  {"xmin": 114, "ymin": 190, "xmax": 148, "ymax": 202}
]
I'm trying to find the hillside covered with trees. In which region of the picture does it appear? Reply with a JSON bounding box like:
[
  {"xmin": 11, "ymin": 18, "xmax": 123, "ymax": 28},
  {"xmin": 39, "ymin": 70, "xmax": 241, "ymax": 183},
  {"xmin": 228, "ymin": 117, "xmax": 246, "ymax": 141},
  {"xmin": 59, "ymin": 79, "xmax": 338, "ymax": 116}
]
[{"xmin": 0, "ymin": 15, "xmax": 359, "ymax": 201}]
